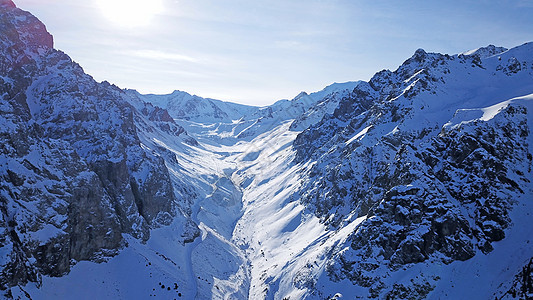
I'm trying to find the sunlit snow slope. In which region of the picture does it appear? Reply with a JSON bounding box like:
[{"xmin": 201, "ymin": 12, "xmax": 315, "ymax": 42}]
[
  {"xmin": 129, "ymin": 44, "xmax": 533, "ymax": 300},
  {"xmin": 2, "ymin": 1, "xmax": 533, "ymax": 299},
  {"xmin": 128, "ymin": 43, "xmax": 533, "ymax": 299}
]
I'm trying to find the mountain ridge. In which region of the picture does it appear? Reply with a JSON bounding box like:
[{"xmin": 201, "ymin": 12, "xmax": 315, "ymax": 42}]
[
  {"xmin": 1, "ymin": 1, "xmax": 533, "ymax": 299},
  {"xmin": 0, "ymin": 2, "xmax": 198, "ymax": 293}
]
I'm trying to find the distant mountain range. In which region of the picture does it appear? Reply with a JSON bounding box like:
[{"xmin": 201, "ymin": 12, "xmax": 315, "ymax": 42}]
[{"xmin": 1, "ymin": 0, "xmax": 532, "ymax": 299}]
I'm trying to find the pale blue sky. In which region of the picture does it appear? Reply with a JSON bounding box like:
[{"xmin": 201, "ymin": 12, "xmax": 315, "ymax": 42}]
[{"xmin": 15, "ymin": 0, "xmax": 533, "ymax": 105}]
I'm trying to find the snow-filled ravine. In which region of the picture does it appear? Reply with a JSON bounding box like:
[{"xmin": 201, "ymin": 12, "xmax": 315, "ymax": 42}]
[
  {"xmin": 20, "ymin": 93, "xmax": 533, "ymax": 299},
  {"xmin": 6, "ymin": 35, "xmax": 533, "ymax": 299}
]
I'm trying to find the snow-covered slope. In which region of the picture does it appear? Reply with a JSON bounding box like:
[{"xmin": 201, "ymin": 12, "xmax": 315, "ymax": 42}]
[
  {"xmin": 0, "ymin": 1, "xmax": 198, "ymax": 297},
  {"xmin": 126, "ymin": 89, "xmax": 257, "ymax": 123},
  {"xmin": 286, "ymin": 43, "xmax": 533, "ymax": 299},
  {"xmin": 2, "ymin": 1, "xmax": 533, "ymax": 299},
  {"xmin": 128, "ymin": 43, "xmax": 533, "ymax": 299},
  {"xmin": 131, "ymin": 81, "xmax": 358, "ymax": 146}
]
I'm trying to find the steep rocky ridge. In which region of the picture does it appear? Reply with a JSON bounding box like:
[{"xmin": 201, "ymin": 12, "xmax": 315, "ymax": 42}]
[
  {"xmin": 0, "ymin": 1, "xmax": 195, "ymax": 293},
  {"xmin": 1, "ymin": 1, "xmax": 533, "ymax": 299},
  {"xmin": 132, "ymin": 81, "xmax": 358, "ymax": 145},
  {"xmin": 289, "ymin": 44, "xmax": 533, "ymax": 297}
]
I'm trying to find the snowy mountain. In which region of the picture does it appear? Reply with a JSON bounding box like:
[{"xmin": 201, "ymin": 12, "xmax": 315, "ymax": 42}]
[
  {"xmin": 0, "ymin": 0, "xmax": 198, "ymax": 295},
  {"xmin": 126, "ymin": 89, "xmax": 257, "ymax": 123},
  {"xmin": 131, "ymin": 81, "xmax": 358, "ymax": 145},
  {"xmin": 1, "ymin": 1, "xmax": 533, "ymax": 299},
  {"xmin": 289, "ymin": 44, "xmax": 533, "ymax": 299}
]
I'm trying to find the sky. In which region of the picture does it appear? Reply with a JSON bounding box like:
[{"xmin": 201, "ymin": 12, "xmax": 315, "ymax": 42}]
[{"xmin": 14, "ymin": 0, "xmax": 533, "ymax": 106}]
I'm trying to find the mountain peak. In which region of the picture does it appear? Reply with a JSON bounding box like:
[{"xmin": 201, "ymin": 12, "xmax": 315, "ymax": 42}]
[
  {"xmin": 414, "ymin": 48, "xmax": 427, "ymax": 55},
  {"xmin": 293, "ymin": 91, "xmax": 309, "ymax": 100},
  {"xmin": 413, "ymin": 48, "xmax": 428, "ymax": 60},
  {"xmin": 401, "ymin": 47, "xmax": 433, "ymax": 67},
  {"xmin": 460, "ymin": 44, "xmax": 508, "ymax": 58},
  {"xmin": 0, "ymin": 0, "xmax": 15, "ymax": 8},
  {"xmin": 170, "ymin": 89, "xmax": 190, "ymax": 96},
  {"xmin": 0, "ymin": 1, "xmax": 54, "ymax": 56}
]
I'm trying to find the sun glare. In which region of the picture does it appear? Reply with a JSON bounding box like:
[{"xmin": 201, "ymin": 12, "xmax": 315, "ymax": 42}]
[{"xmin": 96, "ymin": 0, "xmax": 163, "ymax": 27}]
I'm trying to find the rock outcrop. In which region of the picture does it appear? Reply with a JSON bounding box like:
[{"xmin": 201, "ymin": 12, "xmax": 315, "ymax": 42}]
[
  {"xmin": 292, "ymin": 43, "xmax": 533, "ymax": 297},
  {"xmin": 0, "ymin": 2, "xmax": 195, "ymax": 292}
]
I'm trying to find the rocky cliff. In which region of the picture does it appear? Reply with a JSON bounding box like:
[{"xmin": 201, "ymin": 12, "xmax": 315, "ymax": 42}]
[
  {"xmin": 1, "ymin": 1, "xmax": 533, "ymax": 298},
  {"xmin": 0, "ymin": 0, "xmax": 195, "ymax": 293},
  {"xmin": 292, "ymin": 44, "xmax": 533, "ymax": 298}
]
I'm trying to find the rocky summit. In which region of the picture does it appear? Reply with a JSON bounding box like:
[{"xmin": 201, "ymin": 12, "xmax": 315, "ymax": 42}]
[
  {"xmin": 0, "ymin": 0, "xmax": 197, "ymax": 292},
  {"xmin": 1, "ymin": 1, "xmax": 533, "ymax": 299}
]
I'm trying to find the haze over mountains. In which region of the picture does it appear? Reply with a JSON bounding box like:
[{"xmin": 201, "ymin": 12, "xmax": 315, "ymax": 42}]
[{"xmin": 1, "ymin": 1, "xmax": 532, "ymax": 299}]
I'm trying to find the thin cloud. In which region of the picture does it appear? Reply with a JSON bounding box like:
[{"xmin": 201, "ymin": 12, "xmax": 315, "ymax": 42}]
[
  {"xmin": 274, "ymin": 40, "xmax": 307, "ymax": 49},
  {"xmin": 128, "ymin": 49, "xmax": 199, "ymax": 63}
]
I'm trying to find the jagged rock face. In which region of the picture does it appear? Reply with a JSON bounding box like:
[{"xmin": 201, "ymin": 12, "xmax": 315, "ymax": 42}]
[
  {"xmin": 127, "ymin": 91, "xmax": 199, "ymax": 147},
  {"xmin": 1, "ymin": 1, "xmax": 532, "ymax": 298},
  {"xmin": 292, "ymin": 44, "xmax": 533, "ymax": 296},
  {"xmin": 499, "ymin": 257, "xmax": 533, "ymax": 299},
  {"xmin": 0, "ymin": 3, "xmax": 190, "ymax": 290}
]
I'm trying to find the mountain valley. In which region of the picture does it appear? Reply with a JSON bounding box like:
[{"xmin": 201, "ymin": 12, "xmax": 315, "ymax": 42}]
[{"xmin": 1, "ymin": 1, "xmax": 533, "ymax": 299}]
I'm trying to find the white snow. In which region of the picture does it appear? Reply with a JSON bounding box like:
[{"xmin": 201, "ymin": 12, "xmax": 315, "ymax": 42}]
[
  {"xmin": 9, "ymin": 39, "xmax": 533, "ymax": 300},
  {"xmin": 444, "ymin": 94, "xmax": 533, "ymax": 131},
  {"xmin": 345, "ymin": 125, "xmax": 372, "ymax": 145},
  {"xmin": 29, "ymin": 224, "xmax": 65, "ymax": 245}
]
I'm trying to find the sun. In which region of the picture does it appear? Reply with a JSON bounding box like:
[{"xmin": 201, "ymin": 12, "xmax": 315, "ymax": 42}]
[{"xmin": 96, "ymin": 0, "xmax": 163, "ymax": 27}]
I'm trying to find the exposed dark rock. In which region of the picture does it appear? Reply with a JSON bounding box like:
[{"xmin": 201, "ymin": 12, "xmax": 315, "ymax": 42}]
[
  {"xmin": 0, "ymin": 1, "xmax": 195, "ymax": 290},
  {"xmin": 293, "ymin": 45, "xmax": 533, "ymax": 297},
  {"xmin": 498, "ymin": 257, "xmax": 533, "ymax": 300}
]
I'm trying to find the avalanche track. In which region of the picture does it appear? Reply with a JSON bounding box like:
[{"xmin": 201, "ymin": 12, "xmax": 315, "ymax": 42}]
[{"xmin": 169, "ymin": 120, "xmax": 355, "ymax": 299}]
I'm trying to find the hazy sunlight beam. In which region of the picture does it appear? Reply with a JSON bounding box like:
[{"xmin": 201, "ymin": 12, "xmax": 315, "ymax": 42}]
[
  {"xmin": 129, "ymin": 49, "xmax": 198, "ymax": 63},
  {"xmin": 95, "ymin": 0, "xmax": 163, "ymax": 27}
]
